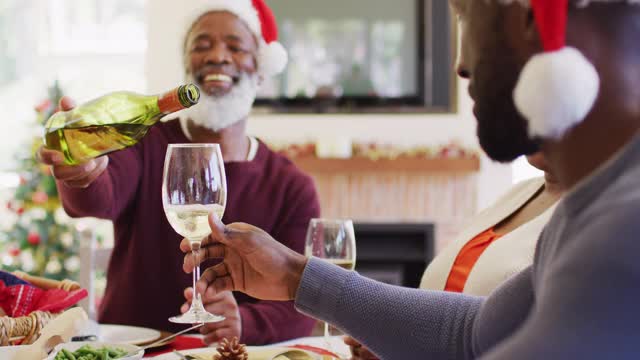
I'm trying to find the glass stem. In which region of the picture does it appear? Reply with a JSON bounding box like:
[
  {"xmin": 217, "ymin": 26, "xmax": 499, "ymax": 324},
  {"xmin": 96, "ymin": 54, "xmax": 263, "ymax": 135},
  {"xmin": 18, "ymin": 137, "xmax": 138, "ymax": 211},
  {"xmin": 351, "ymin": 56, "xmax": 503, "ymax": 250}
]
[
  {"xmin": 324, "ymin": 321, "xmax": 331, "ymax": 349},
  {"xmin": 191, "ymin": 241, "xmax": 203, "ymax": 314}
]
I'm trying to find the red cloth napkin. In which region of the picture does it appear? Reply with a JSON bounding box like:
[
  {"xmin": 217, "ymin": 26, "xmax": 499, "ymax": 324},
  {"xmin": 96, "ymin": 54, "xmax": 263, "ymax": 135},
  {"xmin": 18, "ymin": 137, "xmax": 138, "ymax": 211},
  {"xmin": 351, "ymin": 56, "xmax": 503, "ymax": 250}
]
[
  {"xmin": 143, "ymin": 335, "xmax": 206, "ymax": 357},
  {"xmin": 0, "ymin": 280, "xmax": 88, "ymax": 317},
  {"xmin": 290, "ymin": 344, "xmax": 342, "ymax": 358}
]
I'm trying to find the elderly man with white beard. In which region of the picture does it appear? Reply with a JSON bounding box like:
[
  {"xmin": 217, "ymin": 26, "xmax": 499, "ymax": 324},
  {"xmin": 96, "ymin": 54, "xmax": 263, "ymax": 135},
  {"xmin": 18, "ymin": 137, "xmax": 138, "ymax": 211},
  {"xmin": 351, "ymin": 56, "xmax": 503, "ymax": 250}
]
[{"xmin": 37, "ymin": 0, "xmax": 320, "ymax": 345}]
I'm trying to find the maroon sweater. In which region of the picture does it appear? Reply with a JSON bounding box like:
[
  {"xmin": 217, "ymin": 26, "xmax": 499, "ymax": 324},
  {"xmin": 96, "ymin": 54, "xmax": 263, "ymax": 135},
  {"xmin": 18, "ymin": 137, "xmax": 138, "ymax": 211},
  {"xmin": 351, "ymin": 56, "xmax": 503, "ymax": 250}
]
[{"xmin": 57, "ymin": 119, "xmax": 320, "ymax": 344}]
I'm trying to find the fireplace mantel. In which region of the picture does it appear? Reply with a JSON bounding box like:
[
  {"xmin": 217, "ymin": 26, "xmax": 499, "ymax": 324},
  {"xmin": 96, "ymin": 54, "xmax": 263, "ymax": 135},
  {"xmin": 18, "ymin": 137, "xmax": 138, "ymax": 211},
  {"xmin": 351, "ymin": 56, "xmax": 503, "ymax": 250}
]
[
  {"xmin": 291, "ymin": 156, "xmax": 481, "ymax": 252},
  {"xmin": 292, "ymin": 157, "xmax": 480, "ymax": 174}
]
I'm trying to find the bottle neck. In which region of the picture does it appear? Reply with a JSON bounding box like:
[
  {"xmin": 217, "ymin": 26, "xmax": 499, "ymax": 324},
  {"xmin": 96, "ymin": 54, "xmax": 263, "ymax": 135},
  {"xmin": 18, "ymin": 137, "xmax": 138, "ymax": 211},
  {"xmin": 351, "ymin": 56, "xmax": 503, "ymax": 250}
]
[{"xmin": 157, "ymin": 87, "xmax": 187, "ymax": 114}]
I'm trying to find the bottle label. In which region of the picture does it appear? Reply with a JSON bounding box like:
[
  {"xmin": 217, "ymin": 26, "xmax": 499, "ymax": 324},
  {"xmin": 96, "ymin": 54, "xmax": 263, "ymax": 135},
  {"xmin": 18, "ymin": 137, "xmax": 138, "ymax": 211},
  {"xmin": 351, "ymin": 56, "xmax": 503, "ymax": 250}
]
[{"xmin": 158, "ymin": 87, "xmax": 186, "ymax": 114}]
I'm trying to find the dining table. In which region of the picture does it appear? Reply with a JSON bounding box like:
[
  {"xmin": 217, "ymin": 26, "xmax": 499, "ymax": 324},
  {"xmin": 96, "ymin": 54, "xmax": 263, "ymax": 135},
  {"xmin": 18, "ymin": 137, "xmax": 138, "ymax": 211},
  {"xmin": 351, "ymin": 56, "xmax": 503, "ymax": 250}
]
[{"xmin": 143, "ymin": 334, "xmax": 351, "ymax": 358}]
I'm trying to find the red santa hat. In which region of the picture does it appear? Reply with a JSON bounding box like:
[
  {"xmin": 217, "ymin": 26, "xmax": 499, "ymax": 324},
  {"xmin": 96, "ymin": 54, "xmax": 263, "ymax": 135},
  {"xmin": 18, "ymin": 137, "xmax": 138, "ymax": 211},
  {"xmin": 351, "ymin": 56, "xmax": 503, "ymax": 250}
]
[
  {"xmin": 514, "ymin": 0, "xmax": 600, "ymax": 140},
  {"xmin": 183, "ymin": 0, "xmax": 288, "ymax": 77}
]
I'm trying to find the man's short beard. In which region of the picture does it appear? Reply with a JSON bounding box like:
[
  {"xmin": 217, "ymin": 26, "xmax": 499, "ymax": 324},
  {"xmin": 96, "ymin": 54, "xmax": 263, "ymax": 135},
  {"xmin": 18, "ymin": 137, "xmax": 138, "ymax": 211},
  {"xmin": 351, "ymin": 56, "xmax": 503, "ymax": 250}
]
[
  {"xmin": 473, "ymin": 56, "xmax": 540, "ymax": 163},
  {"xmin": 182, "ymin": 73, "xmax": 259, "ymax": 132}
]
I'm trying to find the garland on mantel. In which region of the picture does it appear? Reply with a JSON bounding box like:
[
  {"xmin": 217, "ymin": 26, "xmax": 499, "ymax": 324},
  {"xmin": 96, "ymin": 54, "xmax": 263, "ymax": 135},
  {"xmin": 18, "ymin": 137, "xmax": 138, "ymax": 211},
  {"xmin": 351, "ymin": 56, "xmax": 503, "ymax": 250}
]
[{"xmin": 272, "ymin": 141, "xmax": 480, "ymax": 161}]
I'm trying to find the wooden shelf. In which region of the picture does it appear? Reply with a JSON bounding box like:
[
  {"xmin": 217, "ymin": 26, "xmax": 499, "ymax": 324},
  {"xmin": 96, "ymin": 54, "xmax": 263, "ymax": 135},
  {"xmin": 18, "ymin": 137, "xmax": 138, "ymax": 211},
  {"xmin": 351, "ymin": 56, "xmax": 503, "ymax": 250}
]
[{"xmin": 292, "ymin": 156, "xmax": 480, "ymax": 174}]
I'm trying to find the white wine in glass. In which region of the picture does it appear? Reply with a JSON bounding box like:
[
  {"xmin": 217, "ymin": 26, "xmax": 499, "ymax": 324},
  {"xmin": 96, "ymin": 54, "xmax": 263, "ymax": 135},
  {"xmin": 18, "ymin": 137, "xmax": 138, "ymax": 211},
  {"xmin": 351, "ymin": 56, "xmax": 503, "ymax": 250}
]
[
  {"xmin": 305, "ymin": 219, "xmax": 356, "ymax": 350},
  {"xmin": 165, "ymin": 204, "xmax": 226, "ymax": 242},
  {"xmin": 162, "ymin": 143, "xmax": 227, "ymax": 324},
  {"xmin": 325, "ymin": 258, "xmax": 356, "ymax": 270}
]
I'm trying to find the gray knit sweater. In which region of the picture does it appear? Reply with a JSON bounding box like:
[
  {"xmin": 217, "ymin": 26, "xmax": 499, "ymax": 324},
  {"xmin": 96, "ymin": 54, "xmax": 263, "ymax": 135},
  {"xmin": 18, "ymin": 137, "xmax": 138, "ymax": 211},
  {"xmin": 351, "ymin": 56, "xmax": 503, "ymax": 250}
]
[{"xmin": 295, "ymin": 132, "xmax": 640, "ymax": 359}]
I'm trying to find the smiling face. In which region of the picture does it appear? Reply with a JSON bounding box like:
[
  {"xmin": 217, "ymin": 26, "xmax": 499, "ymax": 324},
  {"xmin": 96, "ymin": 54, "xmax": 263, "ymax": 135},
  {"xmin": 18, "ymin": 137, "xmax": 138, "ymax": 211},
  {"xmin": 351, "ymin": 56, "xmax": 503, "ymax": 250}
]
[
  {"xmin": 185, "ymin": 11, "xmax": 258, "ymax": 97},
  {"xmin": 182, "ymin": 11, "xmax": 260, "ymax": 131},
  {"xmin": 453, "ymin": 0, "xmax": 541, "ymax": 163}
]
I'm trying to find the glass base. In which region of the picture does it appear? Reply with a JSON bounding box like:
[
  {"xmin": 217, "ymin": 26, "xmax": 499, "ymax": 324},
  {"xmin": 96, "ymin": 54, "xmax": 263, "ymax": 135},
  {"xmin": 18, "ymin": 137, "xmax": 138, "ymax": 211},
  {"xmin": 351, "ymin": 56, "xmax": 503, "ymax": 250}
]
[
  {"xmin": 169, "ymin": 311, "xmax": 225, "ymax": 324},
  {"xmin": 169, "ymin": 297, "xmax": 225, "ymax": 324}
]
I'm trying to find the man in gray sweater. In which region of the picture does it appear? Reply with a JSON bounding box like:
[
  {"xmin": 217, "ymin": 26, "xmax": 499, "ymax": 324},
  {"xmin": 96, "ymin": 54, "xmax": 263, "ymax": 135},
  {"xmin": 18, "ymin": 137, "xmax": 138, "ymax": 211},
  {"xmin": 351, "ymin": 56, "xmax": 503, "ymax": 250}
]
[{"xmin": 183, "ymin": 0, "xmax": 640, "ymax": 358}]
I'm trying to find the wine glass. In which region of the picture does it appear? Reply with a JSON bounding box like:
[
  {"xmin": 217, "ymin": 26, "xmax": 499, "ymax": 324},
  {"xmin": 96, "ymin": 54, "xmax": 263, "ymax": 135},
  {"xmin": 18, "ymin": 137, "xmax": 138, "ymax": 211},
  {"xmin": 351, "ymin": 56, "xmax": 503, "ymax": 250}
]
[
  {"xmin": 304, "ymin": 219, "xmax": 356, "ymax": 349},
  {"xmin": 162, "ymin": 143, "xmax": 227, "ymax": 324}
]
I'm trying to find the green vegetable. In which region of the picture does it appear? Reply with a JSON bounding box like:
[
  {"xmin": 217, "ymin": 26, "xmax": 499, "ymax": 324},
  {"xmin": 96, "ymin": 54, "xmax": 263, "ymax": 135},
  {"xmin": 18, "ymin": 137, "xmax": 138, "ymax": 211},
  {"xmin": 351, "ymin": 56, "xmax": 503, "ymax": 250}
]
[
  {"xmin": 53, "ymin": 344, "xmax": 130, "ymax": 360},
  {"xmin": 62, "ymin": 349, "xmax": 77, "ymax": 360}
]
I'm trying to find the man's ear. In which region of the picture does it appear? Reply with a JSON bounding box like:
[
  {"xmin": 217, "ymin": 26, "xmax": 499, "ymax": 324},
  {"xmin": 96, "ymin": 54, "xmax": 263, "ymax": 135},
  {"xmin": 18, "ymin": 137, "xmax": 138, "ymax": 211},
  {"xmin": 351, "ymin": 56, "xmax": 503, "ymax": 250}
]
[
  {"xmin": 253, "ymin": 54, "xmax": 264, "ymax": 85},
  {"xmin": 524, "ymin": 8, "xmax": 540, "ymax": 46},
  {"xmin": 505, "ymin": 4, "xmax": 542, "ymax": 60},
  {"xmin": 184, "ymin": 55, "xmax": 191, "ymax": 78}
]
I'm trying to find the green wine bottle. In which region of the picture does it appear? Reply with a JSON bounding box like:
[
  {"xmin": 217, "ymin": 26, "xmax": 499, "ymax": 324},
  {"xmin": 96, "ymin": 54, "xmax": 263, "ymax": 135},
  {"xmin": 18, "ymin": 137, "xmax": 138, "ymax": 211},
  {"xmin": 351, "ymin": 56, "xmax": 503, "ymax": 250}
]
[{"xmin": 44, "ymin": 84, "xmax": 200, "ymax": 165}]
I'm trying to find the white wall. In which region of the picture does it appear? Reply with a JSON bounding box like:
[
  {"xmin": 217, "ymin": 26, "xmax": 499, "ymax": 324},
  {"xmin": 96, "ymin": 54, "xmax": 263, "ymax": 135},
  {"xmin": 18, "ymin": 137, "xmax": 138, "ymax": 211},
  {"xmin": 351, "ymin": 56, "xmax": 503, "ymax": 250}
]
[{"xmin": 145, "ymin": 0, "xmax": 513, "ymax": 212}]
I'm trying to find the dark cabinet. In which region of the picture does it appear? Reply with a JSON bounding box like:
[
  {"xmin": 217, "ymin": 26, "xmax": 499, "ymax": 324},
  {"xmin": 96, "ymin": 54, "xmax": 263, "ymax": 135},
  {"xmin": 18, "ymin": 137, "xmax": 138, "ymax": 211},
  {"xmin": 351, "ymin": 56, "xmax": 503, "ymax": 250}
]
[{"xmin": 353, "ymin": 223, "xmax": 435, "ymax": 288}]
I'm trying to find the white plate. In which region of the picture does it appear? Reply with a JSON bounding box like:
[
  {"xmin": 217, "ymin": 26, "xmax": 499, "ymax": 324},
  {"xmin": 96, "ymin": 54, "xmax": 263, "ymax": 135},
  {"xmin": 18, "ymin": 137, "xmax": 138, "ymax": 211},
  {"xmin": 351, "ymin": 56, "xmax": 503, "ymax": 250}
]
[
  {"xmin": 151, "ymin": 346, "xmax": 317, "ymax": 360},
  {"xmin": 0, "ymin": 345, "xmax": 27, "ymax": 360},
  {"xmin": 151, "ymin": 347, "xmax": 212, "ymax": 359},
  {"xmin": 99, "ymin": 324, "xmax": 162, "ymax": 345}
]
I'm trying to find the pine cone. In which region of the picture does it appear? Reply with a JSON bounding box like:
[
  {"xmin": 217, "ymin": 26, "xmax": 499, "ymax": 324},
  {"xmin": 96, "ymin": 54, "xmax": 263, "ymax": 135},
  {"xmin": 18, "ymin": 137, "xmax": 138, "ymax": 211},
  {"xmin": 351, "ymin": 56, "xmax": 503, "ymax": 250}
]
[{"xmin": 213, "ymin": 337, "xmax": 248, "ymax": 360}]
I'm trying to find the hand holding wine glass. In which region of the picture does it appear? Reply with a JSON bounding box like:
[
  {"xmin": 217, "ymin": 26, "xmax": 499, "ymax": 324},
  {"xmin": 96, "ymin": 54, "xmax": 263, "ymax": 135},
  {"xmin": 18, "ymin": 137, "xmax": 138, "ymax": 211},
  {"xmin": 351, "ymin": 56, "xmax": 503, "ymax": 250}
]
[
  {"xmin": 163, "ymin": 143, "xmax": 227, "ymax": 324},
  {"xmin": 180, "ymin": 288, "xmax": 241, "ymax": 344},
  {"xmin": 182, "ymin": 214, "xmax": 309, "ymax": 302},
  {"xmin": 184, "ymin": 217, "xmax": 356, "ymax": 303}
]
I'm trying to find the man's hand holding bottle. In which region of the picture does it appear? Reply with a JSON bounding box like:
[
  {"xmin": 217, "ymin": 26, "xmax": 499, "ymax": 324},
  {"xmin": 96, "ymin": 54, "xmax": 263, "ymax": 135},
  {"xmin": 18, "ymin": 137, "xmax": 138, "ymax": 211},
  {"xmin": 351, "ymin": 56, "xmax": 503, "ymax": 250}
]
[{"xmin": 37, "ymin": 97, "xmax": 109, "ymax": 189}]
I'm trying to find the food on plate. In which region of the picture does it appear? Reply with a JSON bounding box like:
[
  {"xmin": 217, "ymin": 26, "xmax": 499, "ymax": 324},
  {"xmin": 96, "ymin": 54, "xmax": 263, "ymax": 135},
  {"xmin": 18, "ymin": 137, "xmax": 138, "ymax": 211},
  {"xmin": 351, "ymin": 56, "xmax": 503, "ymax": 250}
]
[{"xmin": 53, "ymin": 344, "xmax": 128, "ymax": 360}]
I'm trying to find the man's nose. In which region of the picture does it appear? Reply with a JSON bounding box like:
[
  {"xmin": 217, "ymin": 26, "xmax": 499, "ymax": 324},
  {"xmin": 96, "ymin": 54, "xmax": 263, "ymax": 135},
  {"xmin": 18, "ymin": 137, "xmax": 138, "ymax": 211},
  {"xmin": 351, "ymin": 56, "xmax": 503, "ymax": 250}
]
[
  {"xmin": 456, "ymin": 63, "xmax": 470, "ymax": 79},
  {"xmin": 203, "ymin": 43, "xmax": 232, "ymax": 65}
]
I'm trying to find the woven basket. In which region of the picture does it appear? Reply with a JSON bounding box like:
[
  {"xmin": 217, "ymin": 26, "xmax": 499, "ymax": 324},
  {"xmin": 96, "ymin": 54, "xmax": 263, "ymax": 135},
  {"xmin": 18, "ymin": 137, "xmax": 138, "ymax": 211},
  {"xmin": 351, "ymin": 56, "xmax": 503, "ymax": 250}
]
[{"xmin": 0, "ymin": 272, "xmax": 80, "ymax": 346}]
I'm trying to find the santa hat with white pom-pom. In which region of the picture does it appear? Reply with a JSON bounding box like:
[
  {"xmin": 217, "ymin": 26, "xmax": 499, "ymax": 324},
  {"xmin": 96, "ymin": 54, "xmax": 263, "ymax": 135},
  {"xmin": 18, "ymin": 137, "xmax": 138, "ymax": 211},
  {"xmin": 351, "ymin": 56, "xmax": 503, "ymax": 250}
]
[
  {"xmin": 182, "ymin": 0, "xmax": 288, "ymax": 78},
  {"xmin": 513, "ymin": 0, "xmax": 640, "ymax": 139},
  {"xmin": 514, "ymin": 0, "xmax": 601, "ymax": 140}
]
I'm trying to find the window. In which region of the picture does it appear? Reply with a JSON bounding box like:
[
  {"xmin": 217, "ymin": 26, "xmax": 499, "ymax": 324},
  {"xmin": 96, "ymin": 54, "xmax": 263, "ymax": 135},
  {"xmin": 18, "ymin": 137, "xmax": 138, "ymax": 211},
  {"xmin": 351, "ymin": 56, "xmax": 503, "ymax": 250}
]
[{"xmin": 0, "ymin": 0, "xmax": 147, "ymax": 172}]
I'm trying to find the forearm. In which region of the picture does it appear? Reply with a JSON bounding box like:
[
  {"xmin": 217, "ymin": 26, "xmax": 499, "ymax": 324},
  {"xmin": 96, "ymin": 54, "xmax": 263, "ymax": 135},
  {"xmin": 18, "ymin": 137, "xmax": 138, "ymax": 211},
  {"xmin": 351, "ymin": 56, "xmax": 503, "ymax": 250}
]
[
  {"xmin": 238, "ymin": 300, "xmax": 316, "ymax": 345},
  {"xmin": 57, "ymin": 171, "xmax": 115, "ymax": 219},
  {"xmin": 57, "ymin": 150, "xmax": 141, "ymax": 220},
  {"xmin": 295, "ymin": 258, "xmax": 483, "ymax": 360}
]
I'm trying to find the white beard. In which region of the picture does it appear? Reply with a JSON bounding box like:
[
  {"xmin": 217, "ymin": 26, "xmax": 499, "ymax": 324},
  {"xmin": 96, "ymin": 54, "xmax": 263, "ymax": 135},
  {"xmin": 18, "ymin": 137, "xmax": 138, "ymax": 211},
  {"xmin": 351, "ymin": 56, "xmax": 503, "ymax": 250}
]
[{"xmin": 181, "ymin": 73, "xmax": 259, "ymax": 132}]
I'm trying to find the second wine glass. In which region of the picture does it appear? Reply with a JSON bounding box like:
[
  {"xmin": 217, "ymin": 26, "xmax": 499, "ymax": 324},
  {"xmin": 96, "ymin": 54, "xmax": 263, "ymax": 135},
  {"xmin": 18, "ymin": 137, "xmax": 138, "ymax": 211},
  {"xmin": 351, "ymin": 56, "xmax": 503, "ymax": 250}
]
[
  {"xmin": 305, "ymin": 219, "xmax": 356, "ymax": 348},
  {"xmin": 162, "ymin": 143, "xmax": 227, "ymax": 324}
]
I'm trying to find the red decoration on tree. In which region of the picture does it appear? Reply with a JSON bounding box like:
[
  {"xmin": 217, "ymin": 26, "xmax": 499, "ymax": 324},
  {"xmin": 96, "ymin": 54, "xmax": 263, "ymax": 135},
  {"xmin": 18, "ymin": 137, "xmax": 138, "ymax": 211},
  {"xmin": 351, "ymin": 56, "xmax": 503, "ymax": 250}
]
[
  {"xmin": 27, "ymin": 232, "xmax": 41, "ymax": 246},
  {"xmin": 34, "ymin": 99, "xmax": 53, "ymax": 113},
  {"xmin": 31, "ymin": 191, "xmax": 49, "ymax": 204},
  {"xmin": 16, "ymin": 207, "xmax": 25, "ymax": 215},
  {"xmin": 9, "ymin": 248, "xmax": 20, "ymax": 257}
]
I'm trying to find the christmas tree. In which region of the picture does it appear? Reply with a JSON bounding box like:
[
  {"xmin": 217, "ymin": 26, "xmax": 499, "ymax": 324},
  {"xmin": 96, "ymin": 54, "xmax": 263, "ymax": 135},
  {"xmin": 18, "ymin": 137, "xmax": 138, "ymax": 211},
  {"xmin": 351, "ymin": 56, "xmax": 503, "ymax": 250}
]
[{"xmin": 0, "ymin": 81, "xmax": 81, "ymax": 281}]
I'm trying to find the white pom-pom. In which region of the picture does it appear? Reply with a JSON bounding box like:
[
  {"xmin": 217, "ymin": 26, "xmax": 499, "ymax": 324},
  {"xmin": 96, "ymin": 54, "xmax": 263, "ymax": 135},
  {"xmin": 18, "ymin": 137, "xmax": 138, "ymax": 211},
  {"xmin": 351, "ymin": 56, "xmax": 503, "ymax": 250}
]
[
  {"xmin": 514, "ymin": 47, "xmax": 600, "ymax": 140},
  {"xmin": 258, "ymin": 41, "xmax": 288, "ymax": 77}
]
